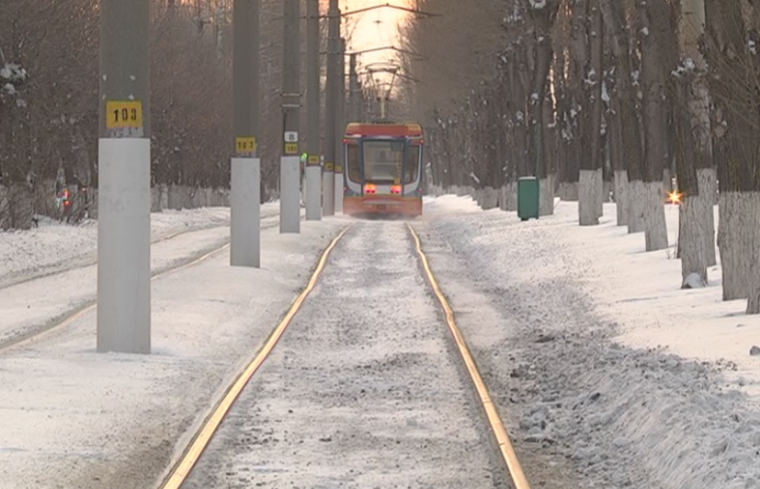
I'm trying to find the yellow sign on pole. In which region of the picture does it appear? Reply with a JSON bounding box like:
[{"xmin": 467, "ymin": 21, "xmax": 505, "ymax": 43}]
[
  {"xmin": 106, "ymin": 101, "xmax": 143, "ymax": 129},
  {"xmin": 334, "ymin": 165, "xmax": 344, "ymax": 173},
  {"xmin": 236, "ymin": 137, "xmax": 256, "ymax": 154},
  {"xmin": 284, "ymin": 143, "xmax": 299, "ymax": 155},
  {"xmin": 308, "ymin": 155, "xmax": 320, "ymax": 166},
  {"xmin": 324, "ymin": 162, "xmax": 334, "ymax": 171}
]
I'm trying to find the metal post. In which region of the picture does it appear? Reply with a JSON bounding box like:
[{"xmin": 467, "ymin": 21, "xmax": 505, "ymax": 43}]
[
  {"xmin": 323, "ymin": 0, "xmax": 339, "ymax": 216},
  {"xmin": 97, "ymin": 0, "xmax": 151, "ymax": 353},
  {"xmin": 334, "ymin": 36, "xmax": 346, "ymax": 214},
  {"xmin": 349, "ymin": 53, "xmax": 360, "ymax": 122},
  {"xmin": 231, "ymin": 0, "xmax": 261, "ymax": 268},
  {"xmin": 281, "ymin": 0, "xmax": 301, "ymax": 233},
  {"xmin": 305, "ymin": 0, "xmax": 322, "ymax": 221}
]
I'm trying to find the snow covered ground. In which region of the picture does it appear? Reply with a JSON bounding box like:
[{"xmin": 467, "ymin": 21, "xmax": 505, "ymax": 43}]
[
  {"xmin": 0, "ymin": 196, "xmax": 758, "ymax": 488},
  {"xmin": 419, "ymin": 196, "xmax": 760, "ymax": 488}
]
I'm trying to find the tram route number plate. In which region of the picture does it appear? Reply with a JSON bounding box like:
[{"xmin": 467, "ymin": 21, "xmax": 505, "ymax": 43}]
[
  {"xmin": 284, "ymin": 131, "xmax": 299, "ymax": 143},
  {"xmin": 106, "ymin": 101, "xmax": 143, "ymax": 129},
  {"xmin": 236, "ymin": 137, "xmax": 256, "ymax": 154},
  {"xmin": 284, "ymin": 143, "xmax": 299, "ymax": 155}
]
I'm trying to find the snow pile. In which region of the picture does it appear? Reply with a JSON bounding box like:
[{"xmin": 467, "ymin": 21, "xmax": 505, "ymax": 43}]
[{"xmin": 421, "ymin": 197, "xmax": 760, "ymax": 488}]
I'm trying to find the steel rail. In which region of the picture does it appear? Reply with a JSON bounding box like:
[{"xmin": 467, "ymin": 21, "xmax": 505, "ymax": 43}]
[
  {"xmin": 158, "ymin": 224, "xmax": 353, "ymax": 489},
  {"xmin": 407, "ymin": 223, "xmax": 532, "ymax": 489}
]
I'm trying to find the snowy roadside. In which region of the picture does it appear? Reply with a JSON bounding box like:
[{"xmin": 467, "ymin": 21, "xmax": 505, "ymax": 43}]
[
  {"xmin": 418, "ymin": 196, "xmax": 760, "ymax": 489},
  {"xmin": 0, "ymin": 204, "xmax": 279, "ymax": 289},
  {"xmin": 0, "ymin": 213, "xmax": 349, "ymax": 489}
]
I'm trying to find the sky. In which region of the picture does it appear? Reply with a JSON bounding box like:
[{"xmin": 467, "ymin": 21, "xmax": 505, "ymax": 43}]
[{"xmin": 339, "ymin": 0, "xmax": 414, "ymax": 91}]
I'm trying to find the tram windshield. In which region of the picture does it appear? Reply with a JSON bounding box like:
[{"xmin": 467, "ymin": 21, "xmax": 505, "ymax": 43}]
[{"xmin": 363, "ymin": 140, "xmax": 405, "ymax": 183}]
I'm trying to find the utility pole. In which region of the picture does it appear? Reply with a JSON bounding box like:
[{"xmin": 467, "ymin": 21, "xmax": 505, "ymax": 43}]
[
  {"xmin": 230, "ymin": 0, "xmax": 261, "ymax": 268},
  {"xmin": 280, "ymin": 0, "xmax": 301, "ymax": 233},
  {"xmin": 334, "ymin": 37, "xmax": 346, "ymax": 213},
  {"xmin": 348, "ymin": 53, "xmax": 360, "ymax": 122},
  {"xmin": 323, "ymin": 0, "xmax": 340, "ymax": 216},
  {"xmin": 305, "ymin": 0, "xmax": 321, "ymax": 221},
  {"xmin": 97, "ymin": 0, "xmax": 151, "ymax": 353}
]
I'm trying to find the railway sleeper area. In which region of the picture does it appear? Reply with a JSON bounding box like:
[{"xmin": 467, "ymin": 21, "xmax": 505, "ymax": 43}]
[{"xmin": 164, "ymin": 221, "xmax": 525, "ymax": 488}]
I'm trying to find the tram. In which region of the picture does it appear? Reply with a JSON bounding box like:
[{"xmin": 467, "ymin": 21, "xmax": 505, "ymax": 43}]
[{"xmin": 342, "ymin": 121, "xmax": 424, "ymax": 217}]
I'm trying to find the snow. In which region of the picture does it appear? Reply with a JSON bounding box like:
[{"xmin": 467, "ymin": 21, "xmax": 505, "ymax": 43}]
[
  {"xmin": 0, "ymin": 205, "xmax": 347, "ymax": 488},
  {"xmin": 420, "ymin": 195, "xmax": 760, "ymax": 488},
  {"xmin": 0, "ymin": 196, "xmax": 759, "ymax": 487}
]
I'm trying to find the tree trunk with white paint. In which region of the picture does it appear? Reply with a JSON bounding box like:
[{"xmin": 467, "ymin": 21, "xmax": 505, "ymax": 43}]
[
  {"xmin": 602, "ymin": 0, "xmax": 645, "ymax": 234},
  {"xmin": 747, "ymin": 194, "xmax": 760, "ymax": 313},
  {"xmin": 595, "ymin": 168, "xmax": 604, "ymax": 218},
  {"xmin": 717, "ymin": 192, "xmax": 754, "ymax": 300},
  {"xmin": 697, "ymin": 167, "xmax": 717, "ymax": 266},
  {"xmin": 643, "ymin": 181, "xmax": 668, "ymax": 251},
  {"xmin": 539, "ymin": 174, "xmax": 555, "ymax": 216},
  {"xmin": 614, "ymin": 170, "xmax": 628, "ymax": 226},
  {"xmin": 637, "ymin": 0, "xmax": 671, "ymax": 252},
  {"xmin": 507, "ymin": 182, "xmax": 518, "ymax": 211},
  {"xmin": 627, "ymin": 179, "xmax": 645, "ymax": 233},
  {"xmin": 679, "ymin": 195, "xmax": 708, "ymax": 287},
  {"xmin": 579, "ymin": 169, "xmax": 599, "ymax": 226}
]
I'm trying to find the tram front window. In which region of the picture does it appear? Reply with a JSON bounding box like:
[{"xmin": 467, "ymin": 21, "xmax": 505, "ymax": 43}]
[
  {"xmin": 405, "ymin": 145, "xmax": 420, "ymax": 184},
  {"xmin": 347, "ymin": 144, "xmax": 361, "ymax": 183},
  {"xmin": 363, "ymin": 140, "xmax": 404, "ymax": 183}
]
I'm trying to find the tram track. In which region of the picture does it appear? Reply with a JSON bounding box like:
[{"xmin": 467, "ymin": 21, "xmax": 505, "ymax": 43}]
[
  {"xmin": 158, "ymin": 221, "xmax": 530, "ymax": 489},
  {"xmin": 0, "ymin": 216, "xmax": 282, "ymax": 354},
  {"xmin": 0, "ymin": 212, "xmax": 280, "ymax": 292}
]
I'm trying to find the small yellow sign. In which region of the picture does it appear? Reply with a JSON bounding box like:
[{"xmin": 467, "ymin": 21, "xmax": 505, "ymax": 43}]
[
  {"xmin": 106, "ymin": 101, "xmax": 143, "ymax": 129},
  {"xmin": 325, "ymin": 162, "xmax": 335, "ymax": 171},
  {"xmin": 284, "ymin": 142, "xmax": 299, "ymax": 155},
  {"xmin": 308, "ymin": 155, "xmax": 320, "ymax": 166},
  {"xmin": 236, "ymin": 137, "xmax": 256, "ymax": 154},
  {"xmin": 334, "ymin": 165, "xmax": 344, "ymax": 173}
]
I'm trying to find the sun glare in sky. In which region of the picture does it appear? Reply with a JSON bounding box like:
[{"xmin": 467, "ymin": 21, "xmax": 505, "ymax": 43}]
[{"xmin": 338, "ymin": 1, "xmax": 414, "ymax": 93}]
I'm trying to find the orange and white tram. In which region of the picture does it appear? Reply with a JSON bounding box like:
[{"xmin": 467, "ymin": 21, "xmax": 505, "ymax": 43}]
[{"xmin": 342, "ymin": 122, "xmax": 424, "ymax": 217}]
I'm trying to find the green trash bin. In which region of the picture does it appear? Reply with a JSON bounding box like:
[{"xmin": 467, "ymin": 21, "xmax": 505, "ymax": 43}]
[{"xmin": 517, "ymin": 176, "xmax": 539, "ymax": 221}]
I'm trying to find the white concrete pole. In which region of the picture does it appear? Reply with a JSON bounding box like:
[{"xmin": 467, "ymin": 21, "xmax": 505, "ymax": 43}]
[
  {"xmin": 97, "ymin": 0, "xmax": 151, "ymax": 354},
  {"xmin": 280, "ymin": 156, "xmax": 301, "ymax": 232},
  {"xmin": 305, "ymin": 0, "xmax": 322, "ymax": 221},
  {"xmin": 323, "ymin": 0, "xmax": 340, "ymax": 216},
  {"xmin": 230, "ymin": 0, "xmax": 261, "ymax": 267},
  {"xmin": 230, "ymin": 158, "xmax": 260, "ymax": 265},
  {"xmin": 334, "ymin": 37, "xmax": 346, "ymax": 214},
  {"xmin": 280, "ymin": 0, "xmax": 301, "ymax": 232}
]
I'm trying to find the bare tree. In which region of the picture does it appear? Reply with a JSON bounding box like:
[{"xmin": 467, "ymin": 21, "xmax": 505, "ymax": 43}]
[
  {"xmin": 703, "ymin": 0, "xmax": 760, "ymax": 312},
  {"xmin": 637, "ymin": 0, "xmax": 670, "ymax": 251}
]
